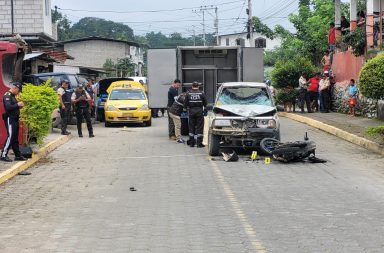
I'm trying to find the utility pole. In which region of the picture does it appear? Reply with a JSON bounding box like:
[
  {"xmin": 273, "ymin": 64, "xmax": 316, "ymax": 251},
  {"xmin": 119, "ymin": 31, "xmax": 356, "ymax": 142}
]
[
  {"xmin": 380, "ymin": 0, "xmax": 383, "ymax": 49},
  {"xmin": 247, "ymin": 0, "xmax": 254, "ymax": 47},
  {"xmin": 202, "ymin": 9, "xmax": 206, "ymax": 46},
  {"xmin": 193, "ymin": 5, "xmax": 217, "ymax": 46},
  {"xmin": 193, "ymin": 25, "xmax": 196, "ymax": 46},
  {"xmin": 215, "ymin": 7, "xmax": 219, "ymax": 45},
  {"xmin": 11, "ymin": 0, "xmax": 14, "ymax": 35}
]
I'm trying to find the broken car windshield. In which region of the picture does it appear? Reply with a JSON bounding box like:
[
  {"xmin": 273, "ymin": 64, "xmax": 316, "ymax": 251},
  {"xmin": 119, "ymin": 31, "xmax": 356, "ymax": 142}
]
[{"xmin": 217, "ymin": 87, "xmax": 272, "ymax": 106}]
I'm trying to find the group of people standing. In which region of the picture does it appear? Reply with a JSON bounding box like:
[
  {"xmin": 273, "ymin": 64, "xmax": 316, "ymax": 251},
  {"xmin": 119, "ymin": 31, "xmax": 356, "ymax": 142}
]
[
  {"xmin": 298, "ymin": 73, "xmax": 334, "ymax": 113},
  {"xmin": 297, "ymin": 73, "xmax": 359, "ymax": 116},
  {"xmin": 58, "ymin": 78, "xmax": 95, "ymax": 138},
  {"xmin": 167, "ymin": 79, "xmax": 207, "ymax": 148}
]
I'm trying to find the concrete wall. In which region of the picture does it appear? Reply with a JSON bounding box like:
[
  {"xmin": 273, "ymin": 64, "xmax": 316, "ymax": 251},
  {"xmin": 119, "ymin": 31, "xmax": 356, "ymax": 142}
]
[
  {"xmin": 64, "ymin": 40, "xmax": 144, "ymax": 73},
  {"xmin": 53, "ymin": 64, "xmax": 80, "ymax": 74},
  {"xmin": 218, "ymin": 32, "xmax": 281, "ymax": 51},
  {"xmin": 332, "ymin": 50, "xmax": 364, "ymax": 83},
  {"xmin": 0, "ymin": 0, "xmax": 53, "ymax": 37}
]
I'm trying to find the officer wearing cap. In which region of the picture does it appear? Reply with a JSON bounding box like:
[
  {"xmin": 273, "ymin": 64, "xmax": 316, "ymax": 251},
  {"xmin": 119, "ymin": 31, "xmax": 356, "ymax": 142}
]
[
  {"xmin": 72, "ymin": 83, "xmax": 94, "ymax": 138},
  {"xmin": 57, "ymin": 79, "xmax": 72, "ymax": 135},
  {"xmin": 184, "ymin": 81, "xmax": 207, "ymax": 148},
  {"xmin": 1, "ymin": 82, "xmax": 27, "ymax": 162}
]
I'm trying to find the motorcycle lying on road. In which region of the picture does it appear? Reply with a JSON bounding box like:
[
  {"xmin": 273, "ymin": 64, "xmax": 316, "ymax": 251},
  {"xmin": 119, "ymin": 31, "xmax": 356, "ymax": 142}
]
[{"xmin": 260, "ymin": 133, "xmax": 326, "ymax": 163}]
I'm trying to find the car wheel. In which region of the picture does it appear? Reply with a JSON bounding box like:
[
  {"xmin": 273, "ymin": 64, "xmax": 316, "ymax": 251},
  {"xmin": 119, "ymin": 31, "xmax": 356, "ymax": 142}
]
[
  {"xmin": 144, "ymin": 118, "xmax": 152, "ymax": 127},
  {"xmin": 208, "ymin": 133, "xmax": 221, "ymax": 156},
  {"xmin": 105, "ymin": 121, "xmax": 111, "ymax": 127}
]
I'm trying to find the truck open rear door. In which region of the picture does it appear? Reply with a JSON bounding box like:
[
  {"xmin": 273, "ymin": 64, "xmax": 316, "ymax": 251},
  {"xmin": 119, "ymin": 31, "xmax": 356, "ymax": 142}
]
[{"xmin": 148, "ymin": 49, "xmax": 177, "ymax": 109}]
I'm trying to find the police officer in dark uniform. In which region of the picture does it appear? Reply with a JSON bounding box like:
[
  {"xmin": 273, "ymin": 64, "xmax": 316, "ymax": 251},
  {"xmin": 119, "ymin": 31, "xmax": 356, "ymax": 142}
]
[
  {"xmin": 184, "ymin": 81, "xmax": 207, "ymax": 148},
  {"xmin": 1, "ymin": 82, "xmax": 27, "ymax": 162},
  {"xmin": 57, "ymin": 79, "xmax": 72, "ymax": 135},
  {"xmin": 85, "ymin": 78, "xmax": 95, "ymax": 117},
  {"xmin": 71, "ymin": 84, "xmax": 94, "ymax": 138}
]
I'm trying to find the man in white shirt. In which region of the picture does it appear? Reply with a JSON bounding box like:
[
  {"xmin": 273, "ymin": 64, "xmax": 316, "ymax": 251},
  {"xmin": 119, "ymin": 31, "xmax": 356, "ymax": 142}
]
[{"xmin": 319, "ymin": 74, "xmax": 330, "ymax": 113}]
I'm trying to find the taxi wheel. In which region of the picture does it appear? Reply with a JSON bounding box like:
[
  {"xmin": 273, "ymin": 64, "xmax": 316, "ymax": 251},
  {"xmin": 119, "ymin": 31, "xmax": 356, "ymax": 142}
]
[
  {"xmin": 144, "ymin": 118, "xmax": 152, "ymax": 127},
  {"xmin": 105, "ymin": 121, "xmax": 111, "ymax": 127}
]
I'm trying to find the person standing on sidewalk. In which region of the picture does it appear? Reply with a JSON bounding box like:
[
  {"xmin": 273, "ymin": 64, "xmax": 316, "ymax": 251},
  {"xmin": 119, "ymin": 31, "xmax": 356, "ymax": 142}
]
[
  {"xmin": 169, "ymin": 93, "xmax": 187, "ymax": 144},
  {"xmin": 347, "ymin": 79, "xmax": 359, "ymax": 116},
  {"xmin": 319, "ymin": 74, "xmax": 331, "ymax": 113},
  {"xmin": 57, "ymin": 79, "xmax": 71, "ymax": 135},
  {"xmin": 308, "ymin": 73, "xmax": 320, "ymax": 112},
  {"xmin": 71, "ymin": 84, "xmax": 94, "ymax": 138},
  {"xmin": 298, "ymin": 74, "xmax": 310, "ymax": 113},
  {"xmin": 1, "ymin": 82, "xmax": 27, "ymax": 162},
  {"xmin": 184, "ymin": 82, "xmax": 207, "ymax": 148},
  {"xmin": 167, "ymin": 79, "xmax": 181, "ymax": 140}
]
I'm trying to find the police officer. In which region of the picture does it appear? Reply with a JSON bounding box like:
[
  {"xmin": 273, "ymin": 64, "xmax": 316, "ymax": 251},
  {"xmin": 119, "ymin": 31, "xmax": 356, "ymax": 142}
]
[
  {"xmin": 1, "ymin": 82, "xmax": 27, "ymax": 162},
  {"xmin": 85, "ymin": 78, "xmax": 95, "ymax": 117},
  {"xmin": 184, "ymin": 81, "xmax": 207, "ymax": 148},
  {"xmin": 57, "ymin": 79, "xmax": 72, "ymax": 135},
  {"xmin": 71, "ymin": 84, "xmax": 94, "ymax": 138}
]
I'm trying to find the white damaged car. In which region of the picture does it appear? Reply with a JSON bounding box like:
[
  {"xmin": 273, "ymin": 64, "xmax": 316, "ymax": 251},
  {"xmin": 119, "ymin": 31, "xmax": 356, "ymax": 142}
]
[{"xmin": 207, "ymin": 82, "xmax": 280, "ymax": 156}]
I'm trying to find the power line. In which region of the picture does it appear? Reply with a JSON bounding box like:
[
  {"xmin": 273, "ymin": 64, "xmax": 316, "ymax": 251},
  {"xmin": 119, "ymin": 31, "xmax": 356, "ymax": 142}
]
[{"xmin": 56, "ymin": 0, "xmax": 244, "ymax": 14}]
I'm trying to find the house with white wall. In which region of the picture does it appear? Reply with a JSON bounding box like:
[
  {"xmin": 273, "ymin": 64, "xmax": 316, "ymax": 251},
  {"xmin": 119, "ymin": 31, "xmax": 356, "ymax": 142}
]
[
  {"xmin": 60, "ymin": 37, "xmax": 145, "ymax": 76},
  {"xmin": 218, "ymin": 32, "xmax": 281, "ymax": 51}
]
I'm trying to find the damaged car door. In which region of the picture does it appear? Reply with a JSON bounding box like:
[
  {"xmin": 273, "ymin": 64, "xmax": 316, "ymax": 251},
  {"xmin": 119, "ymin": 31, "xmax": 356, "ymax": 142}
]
[{"xmin": 208, "ymin": 82, "xmax": 280, "ymax": 156}]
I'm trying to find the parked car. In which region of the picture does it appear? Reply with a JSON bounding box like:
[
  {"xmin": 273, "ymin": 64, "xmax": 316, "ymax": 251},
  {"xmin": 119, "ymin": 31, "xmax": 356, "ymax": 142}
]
[
  {"xmin": 104, "ymin": 84, "xmax": 151, "ymax": 127},
  {"xmin": 96, "ymin": 78, "xmax": 133, "ymax": 122},
  {"xmin": 23, "ymin": 72, "xmax": 82, "ymax": 90},
  {"xmin": 23, "ymin": 72, "xmax": 85, "ymax": 127},
  {"xmin": 207, "ymin": 82, "xmax": 280, "ymax": 156}
]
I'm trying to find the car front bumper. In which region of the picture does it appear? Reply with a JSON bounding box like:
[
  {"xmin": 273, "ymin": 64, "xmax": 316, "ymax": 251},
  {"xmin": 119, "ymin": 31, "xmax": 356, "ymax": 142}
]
[
  {"xmin": 211, "ymin": 127, "xmax": 279, "ymax": 148},
  {"xmin": 105, "ymin": 110, "xmax": 151, "ymax": 123}
]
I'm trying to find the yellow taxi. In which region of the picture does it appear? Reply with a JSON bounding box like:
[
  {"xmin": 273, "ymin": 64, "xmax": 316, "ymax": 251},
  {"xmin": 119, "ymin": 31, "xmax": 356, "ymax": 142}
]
[{"xmin": 104, "ymin": 81, "xmax": 151, "ymax": 127}]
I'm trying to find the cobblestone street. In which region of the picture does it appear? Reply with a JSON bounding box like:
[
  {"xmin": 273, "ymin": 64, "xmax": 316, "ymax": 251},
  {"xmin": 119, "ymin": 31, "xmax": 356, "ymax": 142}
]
[{"xmin": 0, "ymin": 117, "xmax": 383, "ymax": 253}]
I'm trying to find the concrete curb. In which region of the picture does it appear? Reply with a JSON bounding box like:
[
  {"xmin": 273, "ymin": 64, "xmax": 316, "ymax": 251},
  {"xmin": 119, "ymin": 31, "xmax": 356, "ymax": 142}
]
[
  {"xmin": 0, "ymin": 135, "xmax": 72, "ymax": 185},
  {"xmin": 279, "ymin": 112, "xmax": 384, "ymax": 156}
]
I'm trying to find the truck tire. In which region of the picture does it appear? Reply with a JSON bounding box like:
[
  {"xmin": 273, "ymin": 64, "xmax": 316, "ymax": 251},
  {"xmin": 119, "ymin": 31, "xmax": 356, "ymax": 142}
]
[{"xmin": 208, "ymin": 133, "xmax": 221, "ymax": 156}]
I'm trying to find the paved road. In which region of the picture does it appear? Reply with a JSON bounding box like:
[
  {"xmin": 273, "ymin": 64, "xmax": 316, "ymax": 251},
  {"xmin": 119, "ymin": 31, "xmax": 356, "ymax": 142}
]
[{"xmin": 0, "ymin": 117, "xmax": 383, "ymax": 253}]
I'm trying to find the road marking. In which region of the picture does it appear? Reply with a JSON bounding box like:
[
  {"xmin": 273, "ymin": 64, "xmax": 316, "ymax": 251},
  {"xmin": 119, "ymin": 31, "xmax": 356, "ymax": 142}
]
[{"xmin": 209, "ymin": 159, "xmax": 267, "ymax": 253}]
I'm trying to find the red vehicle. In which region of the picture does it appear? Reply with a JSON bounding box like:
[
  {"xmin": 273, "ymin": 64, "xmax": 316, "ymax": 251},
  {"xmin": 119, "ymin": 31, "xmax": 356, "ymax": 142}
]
[{"xmin": 0, "ymin": 39, "xmax": 28, "ymax": 145}]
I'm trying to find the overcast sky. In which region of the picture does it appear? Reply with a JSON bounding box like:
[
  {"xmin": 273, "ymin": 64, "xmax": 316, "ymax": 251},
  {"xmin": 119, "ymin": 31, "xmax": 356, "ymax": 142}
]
[{"xmin": 52, "ymin": 0, "xmax": 301, "ymax": 36}]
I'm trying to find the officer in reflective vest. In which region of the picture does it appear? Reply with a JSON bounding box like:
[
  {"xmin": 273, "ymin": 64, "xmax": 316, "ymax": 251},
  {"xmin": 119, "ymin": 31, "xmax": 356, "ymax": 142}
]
[
  {"xmin": 1, "ymin": 82, "xmax": 27, "ymax": 162},
  {"xmin": 184, "ymin": 81, "xmax": 207, "ymax": 148},
  {"xmin": 71, "ymin": 84, "xmax": 94, "ymax": 138},
  {"xmin": 57, "ymin": 79, "xmax": 72, "ymax": 135}
]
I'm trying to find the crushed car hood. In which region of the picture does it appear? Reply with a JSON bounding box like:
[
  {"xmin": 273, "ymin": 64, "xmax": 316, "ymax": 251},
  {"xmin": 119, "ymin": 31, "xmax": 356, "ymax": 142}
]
[{"xmin": 214, "ymin": 104, "xmax": 276, "ymax": 117}]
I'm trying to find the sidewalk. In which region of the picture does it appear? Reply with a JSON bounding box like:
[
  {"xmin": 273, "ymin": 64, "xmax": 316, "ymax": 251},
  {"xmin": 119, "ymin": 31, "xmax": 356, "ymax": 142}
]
[
  {"xmin": 0, "ymin": 126, "xmax": 73, "ymax": 184},
  {"xmin": 280, "ymin": 111, "xmax": 384, "ymax": 155}
]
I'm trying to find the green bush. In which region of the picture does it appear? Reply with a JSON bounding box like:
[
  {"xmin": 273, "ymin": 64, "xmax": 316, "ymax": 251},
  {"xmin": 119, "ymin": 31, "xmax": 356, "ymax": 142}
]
[
  {"xmin": 19, "ymin": 82, "xmax": 59, "ymax": 145},
  {"xmin": 359, "ymin": 54, "xmax": 384, "ymax": 99},
  {"xmin": 367, "ymin": 126, "xmax": 384, "ymax": 139},
  {"xmin": 271, "ymin": 57, "xmax": 316, "ymax": 89}
]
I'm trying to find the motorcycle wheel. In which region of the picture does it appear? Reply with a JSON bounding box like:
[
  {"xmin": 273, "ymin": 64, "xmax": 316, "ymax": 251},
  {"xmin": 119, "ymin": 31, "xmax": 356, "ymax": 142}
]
[{"xmin": 260, "ymin": 138, "xmax": 281, "ymax": 155}]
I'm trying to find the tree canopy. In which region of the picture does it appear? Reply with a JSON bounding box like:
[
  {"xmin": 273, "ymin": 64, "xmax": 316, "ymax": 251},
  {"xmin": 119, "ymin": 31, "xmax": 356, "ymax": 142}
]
[{"xmin": 52, "ymin": 10, "xmax": 215, "ymax": 48}]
